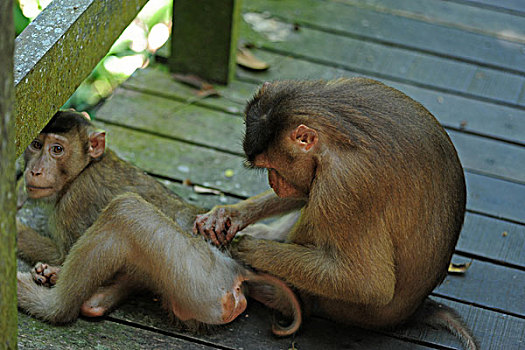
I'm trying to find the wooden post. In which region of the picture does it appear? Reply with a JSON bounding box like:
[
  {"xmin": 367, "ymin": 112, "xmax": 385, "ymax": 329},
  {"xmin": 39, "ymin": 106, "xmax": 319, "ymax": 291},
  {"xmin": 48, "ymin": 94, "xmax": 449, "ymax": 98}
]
[
  {"xmin": 169, "ymin": 0, "xmax": 241, "ymax": 84},
  {"xmin": 0, "ymin": 0, "xmax": 18, "ymax": 348}
]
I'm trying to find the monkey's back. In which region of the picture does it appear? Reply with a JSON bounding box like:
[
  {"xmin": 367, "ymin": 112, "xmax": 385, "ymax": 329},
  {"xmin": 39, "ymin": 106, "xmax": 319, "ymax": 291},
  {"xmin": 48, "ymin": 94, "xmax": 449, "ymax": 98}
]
[
  {"xmin": 343, "ymin": 78, "xmax": 466, "ymax": 318},
  {"xmin": 278, "ymin": 78, "xmax": 466, "ymax": 325}
]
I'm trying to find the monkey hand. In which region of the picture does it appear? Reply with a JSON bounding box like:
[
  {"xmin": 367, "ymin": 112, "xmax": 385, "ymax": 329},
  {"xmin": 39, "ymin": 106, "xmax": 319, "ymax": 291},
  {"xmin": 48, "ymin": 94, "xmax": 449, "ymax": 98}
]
[
  {"xmin": 31, "ymin": 262, "xmax": 60, "ymax": 287},
  {"xmin": 229, "ymin": 235, "xmax": 259, "ymax": 265},
  {"xmin": 193, "ymin": 205, "xmax": 249, "ymax": 246}
]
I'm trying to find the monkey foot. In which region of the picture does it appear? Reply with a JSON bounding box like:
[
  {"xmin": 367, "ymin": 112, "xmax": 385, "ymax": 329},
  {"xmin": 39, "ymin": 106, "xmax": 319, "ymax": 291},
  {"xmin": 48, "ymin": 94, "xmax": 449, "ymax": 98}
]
[{"xmin": 32, "ymin": 263, "xmax": 60, "ymax": 287}]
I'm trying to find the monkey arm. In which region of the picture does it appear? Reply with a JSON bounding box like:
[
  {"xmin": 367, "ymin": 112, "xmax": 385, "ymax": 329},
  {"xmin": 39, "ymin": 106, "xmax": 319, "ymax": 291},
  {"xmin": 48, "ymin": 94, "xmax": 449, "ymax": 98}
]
[
  {"xmin": 194, "ymin": 190, "xmax": 304, "ymax": 245},
  {"xmin": 232, "ymin": 235, "xmax": 396, "ymax": 306},
  {"xmin": 17, "ymin": 219, "xmax": 64, "ymax": 265}
]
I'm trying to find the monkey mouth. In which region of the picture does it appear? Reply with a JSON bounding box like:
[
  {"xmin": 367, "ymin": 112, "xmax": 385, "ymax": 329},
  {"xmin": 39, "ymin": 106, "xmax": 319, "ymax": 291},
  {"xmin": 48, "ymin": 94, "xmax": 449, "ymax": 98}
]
[
  {"xmin": 26, "ymin": 185, "xmax": 53, "ymax": 190},
  {"xmin": 26, "ymin": 185, "xmax": 54, "ymax": 198}
]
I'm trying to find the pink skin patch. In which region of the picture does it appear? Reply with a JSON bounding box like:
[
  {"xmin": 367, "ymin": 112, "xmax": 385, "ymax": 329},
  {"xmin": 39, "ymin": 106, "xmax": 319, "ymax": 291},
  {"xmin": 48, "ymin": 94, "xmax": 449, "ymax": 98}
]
[{"xmin": 220, "ymin": 278, "xmax": 247, "ymax": 323}]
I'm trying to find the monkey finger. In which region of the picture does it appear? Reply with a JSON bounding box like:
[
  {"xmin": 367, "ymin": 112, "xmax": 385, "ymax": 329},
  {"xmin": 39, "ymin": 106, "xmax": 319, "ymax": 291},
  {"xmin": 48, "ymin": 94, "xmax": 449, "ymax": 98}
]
[
  {"xmin": 206, "ymin": 230, "xmax": 221, "ymax": 246},
  {"xmin": 225, "ymin": 231, "xmax": 237, "ymax": 244}
]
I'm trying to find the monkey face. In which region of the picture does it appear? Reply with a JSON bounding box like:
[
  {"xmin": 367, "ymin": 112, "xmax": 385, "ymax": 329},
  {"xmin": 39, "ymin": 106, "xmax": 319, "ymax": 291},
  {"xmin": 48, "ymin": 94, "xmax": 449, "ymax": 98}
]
[{"xmin": 24, "ymin": 132, "xmax": 87, "ymax": 199}]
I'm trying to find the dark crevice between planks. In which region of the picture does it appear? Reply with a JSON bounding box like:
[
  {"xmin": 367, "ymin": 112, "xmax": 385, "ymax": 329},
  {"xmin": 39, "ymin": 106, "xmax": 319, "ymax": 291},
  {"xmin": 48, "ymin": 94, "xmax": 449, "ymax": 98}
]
[
  {"xmin": 243, "ymin": 10, "xmax": 525, "ymax": 77},
  {"xmin": 445, "ymin": 125, "xmax": 524, "ymax": 148},
  {"xmin": 440, "ymin": 0, "xmax": 525, "ymax": 17},
  {"xmin": 105, "ymin": 316, "xmax": 233, "ymax": 350},
  {"xmin": 236, "ymin": 47, "xmax": 525, "ymax": 111},
  {"xmin": 454, "ymin": 249, "xmax": 524, "ymax": 271},
  {"xmin": 432, "ymin": 293, "xmax": 525, "ymax": 320},
  {"xmin": 466, "ymin": 209, "xmax": 525, "ymax": 227}
]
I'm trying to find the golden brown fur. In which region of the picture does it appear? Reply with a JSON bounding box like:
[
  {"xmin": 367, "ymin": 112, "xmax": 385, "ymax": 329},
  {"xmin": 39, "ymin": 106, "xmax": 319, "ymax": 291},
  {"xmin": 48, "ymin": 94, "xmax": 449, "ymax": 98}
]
[
  {"xmin": 194, "ymin": 79, "xmax": 478, "ymax": 349},
  {"xmin": 16, "ymin": 111, "xmax": 301, "ymax": 336}
]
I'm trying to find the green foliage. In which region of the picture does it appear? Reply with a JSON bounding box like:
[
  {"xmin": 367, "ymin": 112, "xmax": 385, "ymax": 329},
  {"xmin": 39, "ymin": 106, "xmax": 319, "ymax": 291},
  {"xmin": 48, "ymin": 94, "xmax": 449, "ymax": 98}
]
[
  {"xmin": 14, "ymin": 1, "xmax": 30, "ymax": 35},
  {"xmin": 14, "ymin": 0, "xmax": 173, "ymax": 113}
]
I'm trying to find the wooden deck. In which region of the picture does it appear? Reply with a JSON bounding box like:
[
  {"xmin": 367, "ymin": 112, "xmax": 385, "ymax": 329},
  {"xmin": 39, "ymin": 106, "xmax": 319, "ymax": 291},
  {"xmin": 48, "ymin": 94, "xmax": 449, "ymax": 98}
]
[{"xmin": 18, "ymin": 0, "xmax": 524, "ymax": 349}]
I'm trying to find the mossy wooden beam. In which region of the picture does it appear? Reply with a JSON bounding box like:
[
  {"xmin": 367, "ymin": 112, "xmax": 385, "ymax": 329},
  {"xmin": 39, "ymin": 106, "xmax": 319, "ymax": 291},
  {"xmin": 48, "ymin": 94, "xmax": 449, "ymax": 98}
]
[
  {"xmin": 14, "ymin": 0, "xmax": 149, "ymax": 157},
  {"xmin": 169, "ymin": 0, "xmax": 242, "ymax": 85},
  {"xmin": 0, "ymin": 0, "xmax": 18, "ymax": 348}
]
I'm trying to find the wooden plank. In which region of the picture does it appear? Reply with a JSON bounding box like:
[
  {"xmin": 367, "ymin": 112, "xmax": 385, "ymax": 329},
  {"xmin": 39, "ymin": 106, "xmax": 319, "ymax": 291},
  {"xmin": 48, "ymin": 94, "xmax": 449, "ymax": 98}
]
[
  {"xmin": 109, "ymin": 297, "xmax": 436, "ymax": 350},
  {"xmin": 169, "ymin": 0, "xmax": 241, "ymax": 84},
  {"xmin": 0, "ymin": 0, "xmax": 17, "ymax": 347},
  {"xmin": 448, "ymin": 130, "xmax": 525, "ymax": 184},
  {"xmin": 95, "ymin": 87, "xmax": 244, "ymax": 155},
  {"xmin": 239, "ymin": 19, "xmax": 525, "ymax": 107},
  {"xmin": 18, "ymin": 313, "xmax": 215, "ymax": 349},
  {"xmin": 236, "ymin": 50, "xmax": 525, "ymax": 143},
  {"xmin": 395, "ymin": 298, "xmax": 525, "ymax": 350},
  {"xmin": 121, "ymin": 67, "xmax": 249, "ymax": 113},
  {"xmin": 105, "ymin": 291, "xmax": 525, "ymax": 349},
  {"xmin": 435, "ymin": 255, "xmax": 525, "ymax": 316},
  {"xmin": 96, "ymin": 122, "xmax": 270, "ymax": 198},
  {"xmin": 14, "ymin": 0, "xmax": 149, "ymax": 156},
  {"xmin": 243, "ymin": 0, "xmax": 525, "ymax": 74},
  {"xmin": 455, "ymin": 0, "xmax": 525, "ymax": 14},
  {"xmin": 333, "ymin": 0, "xmax": 525, "ymax": 43},
  {"xmin": 458, "ymin": 213, "xmax": 525, "ymax": 268},
  {"xmin": 466, "ymin": 172, "xmax": 525, "ymax": 224},
  {"xmin": 123, "ymin": 67, "xmax": 525, "ymax": 146}
]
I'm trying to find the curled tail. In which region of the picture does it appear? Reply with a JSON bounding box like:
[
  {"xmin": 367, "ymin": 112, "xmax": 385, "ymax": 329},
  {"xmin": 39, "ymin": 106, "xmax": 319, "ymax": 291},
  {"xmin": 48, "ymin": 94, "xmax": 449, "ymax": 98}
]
[
  {"xmin": 416, "ymin": 298, "xmax": 479, "ymax": 350},
  {"xmin": 245, "ymin": 271, "xmax": 302, "ymax": 336}
]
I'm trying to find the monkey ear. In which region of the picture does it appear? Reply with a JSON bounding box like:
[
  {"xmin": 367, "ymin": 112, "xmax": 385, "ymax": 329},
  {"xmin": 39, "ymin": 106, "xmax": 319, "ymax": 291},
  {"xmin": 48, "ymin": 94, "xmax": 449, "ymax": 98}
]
[
  {"xmin": 88, "ymin": 131, "xmax": 106, "ymax": 159},
  {"xmin": 291, "ymin": 124, "xmax": 318, "ymax": 152}
]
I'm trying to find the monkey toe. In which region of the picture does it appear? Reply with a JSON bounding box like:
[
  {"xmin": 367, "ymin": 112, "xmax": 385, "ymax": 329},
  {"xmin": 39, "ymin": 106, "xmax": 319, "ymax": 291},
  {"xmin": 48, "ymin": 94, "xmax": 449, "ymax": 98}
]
[{"xmin": 32, "ymin": 263, "xmax": 60, "ymax": 287}]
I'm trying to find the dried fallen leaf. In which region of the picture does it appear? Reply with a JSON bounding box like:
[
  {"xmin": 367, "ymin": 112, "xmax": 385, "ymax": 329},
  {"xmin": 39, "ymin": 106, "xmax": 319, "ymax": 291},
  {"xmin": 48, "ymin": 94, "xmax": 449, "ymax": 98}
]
[
  {"xmin": 193, "ymin": 185, "xmax": 221, "ymax": 195},
  {"xmin": 448, "ymin": 261, "xmax": 472, "ymax": 275},
  {"xmin": 172, "ymin": 73, "xmax": 220, "ymax": 97},
  {"xmin": 236, "ymin": 47, "xmax": 270, "ymax": 71},
  {"xmin": 182, "ymin": 179, "xmax": 192, "ymax": 186}
]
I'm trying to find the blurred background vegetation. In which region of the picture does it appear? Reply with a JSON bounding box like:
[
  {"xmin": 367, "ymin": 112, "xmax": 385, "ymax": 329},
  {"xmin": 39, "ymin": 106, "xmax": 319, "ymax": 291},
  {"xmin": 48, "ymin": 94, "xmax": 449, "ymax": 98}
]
[{"xmin": 14, "ymin": 0, "xmax": 172, "ymax": 112}]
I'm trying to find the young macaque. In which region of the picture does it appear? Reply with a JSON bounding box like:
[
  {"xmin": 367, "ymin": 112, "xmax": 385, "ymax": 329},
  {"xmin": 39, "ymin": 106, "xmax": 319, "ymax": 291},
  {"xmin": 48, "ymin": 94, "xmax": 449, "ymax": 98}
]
[
  {"xmin": 194, "ymin": 79, "xmax": 478, "ymax": 349},
  {"xmin": 16, "ymin": 111, "xmax": 301, "ymax": 336}
]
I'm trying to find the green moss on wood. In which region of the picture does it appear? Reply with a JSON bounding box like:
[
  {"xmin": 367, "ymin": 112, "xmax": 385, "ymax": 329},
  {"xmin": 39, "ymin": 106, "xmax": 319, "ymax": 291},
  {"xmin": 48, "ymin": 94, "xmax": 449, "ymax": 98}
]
[{"xmin": 0, "ymin": 0, "xmax": 18, "ymax": 348}]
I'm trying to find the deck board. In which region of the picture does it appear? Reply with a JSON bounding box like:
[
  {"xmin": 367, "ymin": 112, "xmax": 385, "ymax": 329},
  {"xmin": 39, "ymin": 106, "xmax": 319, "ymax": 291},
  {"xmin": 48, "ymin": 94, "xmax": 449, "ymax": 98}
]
[{"xmin": 18, "ymin": 0, "xmax": 525, "ymax": 348}]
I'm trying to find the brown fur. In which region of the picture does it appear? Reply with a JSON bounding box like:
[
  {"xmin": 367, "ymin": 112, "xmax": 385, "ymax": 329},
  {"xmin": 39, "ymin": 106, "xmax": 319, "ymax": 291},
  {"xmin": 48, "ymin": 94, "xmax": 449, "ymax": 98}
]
[
  {"xmin": 194, "ymin": 79, "xmax": 478, "ymax": 349},
  {"xmin": 17, "ymin": 111, "xmax": 301, "ymax": 336}
]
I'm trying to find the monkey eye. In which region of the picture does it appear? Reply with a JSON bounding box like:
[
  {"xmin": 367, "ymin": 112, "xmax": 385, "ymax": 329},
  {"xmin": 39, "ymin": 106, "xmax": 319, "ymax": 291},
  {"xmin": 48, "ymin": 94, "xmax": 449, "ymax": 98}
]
[
  {"xmin": 50, "ymin": 144, "xmax": 64, "ymax": 156},
  {"xmin": 30, "ymin": 139, "xmax": 43, "ymax": 150}
]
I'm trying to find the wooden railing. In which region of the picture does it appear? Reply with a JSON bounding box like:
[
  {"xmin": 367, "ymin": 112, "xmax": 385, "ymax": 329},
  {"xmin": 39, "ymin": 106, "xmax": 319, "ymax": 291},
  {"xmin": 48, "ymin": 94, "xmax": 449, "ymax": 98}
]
[{"xmin": 0, "ymin": 0, "xmax": 240, "ymax": 347}]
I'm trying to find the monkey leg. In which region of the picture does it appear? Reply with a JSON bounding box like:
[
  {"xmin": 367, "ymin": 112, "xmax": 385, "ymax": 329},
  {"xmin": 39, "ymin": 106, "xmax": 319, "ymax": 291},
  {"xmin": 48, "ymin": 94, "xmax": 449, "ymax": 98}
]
[{"xmin": 18, "ymin": 192, "xmax": 248, "ymax": 325}]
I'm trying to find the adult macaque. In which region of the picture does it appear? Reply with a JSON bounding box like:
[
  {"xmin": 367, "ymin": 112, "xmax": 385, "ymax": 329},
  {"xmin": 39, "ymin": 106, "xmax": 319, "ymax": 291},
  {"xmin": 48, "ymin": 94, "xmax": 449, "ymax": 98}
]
[
  {"xmin": 194, "ymin": 79, "xmax": 478, "ymax": 349},
  {"xmin": 16, "ymin": 111, "xmax": 301, "ymax": 336}
]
